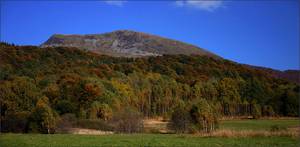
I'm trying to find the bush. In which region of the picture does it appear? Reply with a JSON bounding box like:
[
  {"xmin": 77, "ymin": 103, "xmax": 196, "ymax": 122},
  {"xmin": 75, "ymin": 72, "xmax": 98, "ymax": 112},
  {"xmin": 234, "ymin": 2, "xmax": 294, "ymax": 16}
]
[
  {"xmin": 78, "ymin": 108, "xmax": 87, "ymax": 119},
  {"xmin": 56, "ymin": 113, "xmax": 77, "ymax": 132},
  {"xmin": 111, "ymin": 107, "xmax": 143, "ymax": 133},
  {"xmin": 190, "ymin": 99, "xmax": 218, "ymax": 133},
  {"xmin": 168, "ymin": 104, "xmax": 191, "ymax": 133},
  {"xmin": 262, "ymin": 105, "xmax": 275, "ymax": 117},
  {"xmin": 146, "ymin": 128, "xmax": 161, "ymax": 134},
  {"xmin": 252, "ymin": 104, "xmax": 262, "ymax": 119},
  {"xmin": 88, "ymin": 102, "xmax": 112, "ymax": 120},
  {"xmin": 169, "ymin": 99, "xmax": 219, "ymax": 134},
  {"xmin": 0, "ymin": 111, "xmax": 30, "ymax": 133},
  {"xmin": 188, "ymin": 125, "xmax": 199, "ymax": 134},
  {"xmin": 76, "ymin": 119, "xmax": 114, "ymax": 131},
  {"xmin": 55, "ymin": 100, "xmax": 76, "ymax": 115}
]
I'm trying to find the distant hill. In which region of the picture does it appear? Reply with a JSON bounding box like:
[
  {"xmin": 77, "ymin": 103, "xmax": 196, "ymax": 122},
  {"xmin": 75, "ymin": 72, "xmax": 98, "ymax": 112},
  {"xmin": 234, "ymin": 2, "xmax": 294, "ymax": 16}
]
[
  {"xmin": 41, "ymin": 30, "xmax": 299, "ymax": 84},
  {"xmin": 41, "ymin": 30, "xmax": 219, "ymax": 58},
  {"xmin": 244, "ymin": 64, "xmax": 300, "ymax": 84}
]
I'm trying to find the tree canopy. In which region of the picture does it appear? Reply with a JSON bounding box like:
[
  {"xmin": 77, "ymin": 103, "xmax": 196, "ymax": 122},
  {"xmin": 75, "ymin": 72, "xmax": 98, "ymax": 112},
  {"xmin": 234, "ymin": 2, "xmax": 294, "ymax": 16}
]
[{"xmin": 0, "ymin": 43, "xmax": 299, "ymax": 133}]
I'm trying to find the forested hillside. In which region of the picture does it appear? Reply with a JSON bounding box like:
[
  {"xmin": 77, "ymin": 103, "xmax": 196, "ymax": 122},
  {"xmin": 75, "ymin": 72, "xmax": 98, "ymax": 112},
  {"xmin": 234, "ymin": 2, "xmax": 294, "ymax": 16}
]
[{"xmin": 0, "ymin": 42, "xmax": 299, "ymax": 133}]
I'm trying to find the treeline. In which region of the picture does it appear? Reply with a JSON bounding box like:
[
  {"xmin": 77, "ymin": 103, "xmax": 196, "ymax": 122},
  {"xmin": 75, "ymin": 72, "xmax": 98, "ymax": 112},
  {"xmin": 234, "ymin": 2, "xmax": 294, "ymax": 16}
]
[{"xmin": 0, "ymin": 43, "xmax": 299, "ymax": 133}]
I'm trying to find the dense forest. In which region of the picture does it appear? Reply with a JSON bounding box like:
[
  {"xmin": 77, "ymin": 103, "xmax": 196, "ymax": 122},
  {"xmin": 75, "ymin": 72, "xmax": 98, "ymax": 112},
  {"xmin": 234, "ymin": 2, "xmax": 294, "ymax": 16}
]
[{"xmin": 0, "ymin": 42, "xmax": 299, "ymax": 133}]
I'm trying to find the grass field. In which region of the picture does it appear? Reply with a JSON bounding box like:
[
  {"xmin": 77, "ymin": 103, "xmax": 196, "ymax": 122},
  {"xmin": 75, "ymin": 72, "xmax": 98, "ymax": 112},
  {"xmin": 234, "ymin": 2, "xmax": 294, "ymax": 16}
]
[
  {"xmin": 0, "ymin": 119, "xmax": 299, "ymax": 147},
  {"xmin": 144, "ymin": 118, "xmax": 300, "ymax": 132},
  {"xmin": 0, "ymin": 134, "xmax": 299, "ymax": 147},
  {"xmin": 220, "ymin": 119, "xmax": 299, "ymax": 131}
]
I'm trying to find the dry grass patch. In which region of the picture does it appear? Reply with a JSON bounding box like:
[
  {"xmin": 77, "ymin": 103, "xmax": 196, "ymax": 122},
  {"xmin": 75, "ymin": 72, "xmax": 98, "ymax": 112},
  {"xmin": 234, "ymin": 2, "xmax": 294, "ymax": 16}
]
[
  {"xmin": 195, "ymin": 129, "xmax": 299, "ymax": 138},
  {"xmin": 63, "ymin": 128, "xmax": 114, "ymax": 135},
  {"xmin": 143, "ymin": 118, "xmax": 169, "ymax": 133}
]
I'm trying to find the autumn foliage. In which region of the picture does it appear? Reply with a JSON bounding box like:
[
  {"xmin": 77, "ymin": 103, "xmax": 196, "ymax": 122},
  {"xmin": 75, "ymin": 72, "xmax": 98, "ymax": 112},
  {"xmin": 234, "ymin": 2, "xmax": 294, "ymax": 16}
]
[{"xmin": 0, "ymin": 42, "xmax": 299, "ymax": 133}]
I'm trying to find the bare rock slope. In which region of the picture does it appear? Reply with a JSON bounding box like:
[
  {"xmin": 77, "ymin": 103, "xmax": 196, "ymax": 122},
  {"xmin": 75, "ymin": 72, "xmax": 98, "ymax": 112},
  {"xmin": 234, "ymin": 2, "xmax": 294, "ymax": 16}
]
[{"xmin": 41, "ymin": 30, "xmax": 219, "ymax": 58}]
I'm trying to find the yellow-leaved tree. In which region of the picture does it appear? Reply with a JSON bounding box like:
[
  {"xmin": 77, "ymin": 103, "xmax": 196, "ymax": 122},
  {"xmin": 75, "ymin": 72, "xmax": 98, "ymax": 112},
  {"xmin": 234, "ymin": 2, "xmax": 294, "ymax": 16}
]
[{"xmin": 29, "ymin": 96, "xmax": 58, "ymax": 134}]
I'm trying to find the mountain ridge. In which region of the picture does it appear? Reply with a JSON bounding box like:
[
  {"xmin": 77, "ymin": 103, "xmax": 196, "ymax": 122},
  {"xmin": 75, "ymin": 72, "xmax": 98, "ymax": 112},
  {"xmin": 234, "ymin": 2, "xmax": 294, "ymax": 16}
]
[
  {"xmin": 244, "ymin": 64, "xmax": 300, "ymax": 84},
  {"xmin": 40, "ymin": 30, "xmax": 299, "ymax": 83},
  {"xmin": 41, "ymin": 30, "xmax": 219, "ymax": 58}
]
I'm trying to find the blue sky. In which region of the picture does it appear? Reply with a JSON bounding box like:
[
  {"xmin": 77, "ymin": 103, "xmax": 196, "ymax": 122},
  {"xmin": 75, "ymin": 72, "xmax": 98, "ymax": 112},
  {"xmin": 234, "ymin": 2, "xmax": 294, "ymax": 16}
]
[{"xmin": 0, "ymin": 0, "xmax": 299, "ymax": 70}]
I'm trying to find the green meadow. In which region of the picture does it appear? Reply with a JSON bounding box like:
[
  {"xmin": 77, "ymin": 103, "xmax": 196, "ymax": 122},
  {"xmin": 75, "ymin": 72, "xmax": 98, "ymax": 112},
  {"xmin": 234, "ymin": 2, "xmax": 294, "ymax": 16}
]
[
  {"xmin": 1, "ymin": 119, "xmax": 299, "ymax": 147},
  {"xmin": 0, "ymin": 134, "xmax": 299, "ymax": 147},
  {"xmin": 220, "ymin": 119, "xmax": 299, "ymax": 131}
]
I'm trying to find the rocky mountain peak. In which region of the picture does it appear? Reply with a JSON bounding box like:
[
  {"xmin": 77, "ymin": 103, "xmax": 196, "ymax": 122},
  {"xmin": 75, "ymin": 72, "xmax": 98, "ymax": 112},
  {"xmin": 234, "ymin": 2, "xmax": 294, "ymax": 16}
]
[{"xmin": 41, "ymin": 30, "xmax": 219, "ymax": 58}]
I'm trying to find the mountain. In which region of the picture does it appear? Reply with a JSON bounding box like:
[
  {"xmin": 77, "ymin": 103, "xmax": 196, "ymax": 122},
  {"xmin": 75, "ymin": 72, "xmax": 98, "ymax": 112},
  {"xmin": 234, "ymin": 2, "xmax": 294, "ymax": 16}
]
[
  {"xmin": 41, "ymin": 30, "xmax": 299, "ymax": 83},
  {"xmin": 277, "ymin": 70, "xmax": 300, "ymax": 83},
  {"xmin": 244, "ymin": 64, "xmax": 300, "ymax": 84},
  {"xmin": 41, "ymin": 30, "xmax": 219, "ymax": 58}
]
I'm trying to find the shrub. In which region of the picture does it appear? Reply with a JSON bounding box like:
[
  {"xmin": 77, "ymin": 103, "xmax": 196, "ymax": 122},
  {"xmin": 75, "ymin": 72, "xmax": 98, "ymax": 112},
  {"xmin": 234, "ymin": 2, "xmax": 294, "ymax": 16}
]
[
  {"xmin": 252, "ymin": 103, "xmax": 262, "ymax": 119},
  {"xmin": 188, "ymin": 125, "xmax": 199, "ymax": 134},
  {"xmin": 111, "ymin": 107, "xmax": 143, "ymax": 133},
  {"xmin": 190, "ymin": 99, "xmax": 218, "ymax": 133},
  {"xmin": 0, "ymin": 111, "xmax": 30, "ymax": 133},
  {"xmin": 169, "ymin": 99, "xmax": 219, "ymax": 134},
  {"xmin": 78, "ymin": 108, "xmax": 87, "ymax": 119},
  {"xmin": 88, "ymin": 102, "xmax": 112, "ymax": 120},
  {"xmin": 168, "ymin": 104, "xmax": 191, "ymax": 133},
  {"xmin": 55, "ymin": 100, "xmax": 76, "ymax": 115},
  {"xmin": 57, "ymin": 113, "xmax": 77, "ymax": 132},
  {"xmin": 147, "ymin": 128, "xmax": 161, "ymax": 134},
  {"xmin": 76, "ymin": 119, "xmax": 114, "ymax": 131},
  {"xmin": 262, "ymin": 105, "xmax": 275, "ymax": 117}
]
